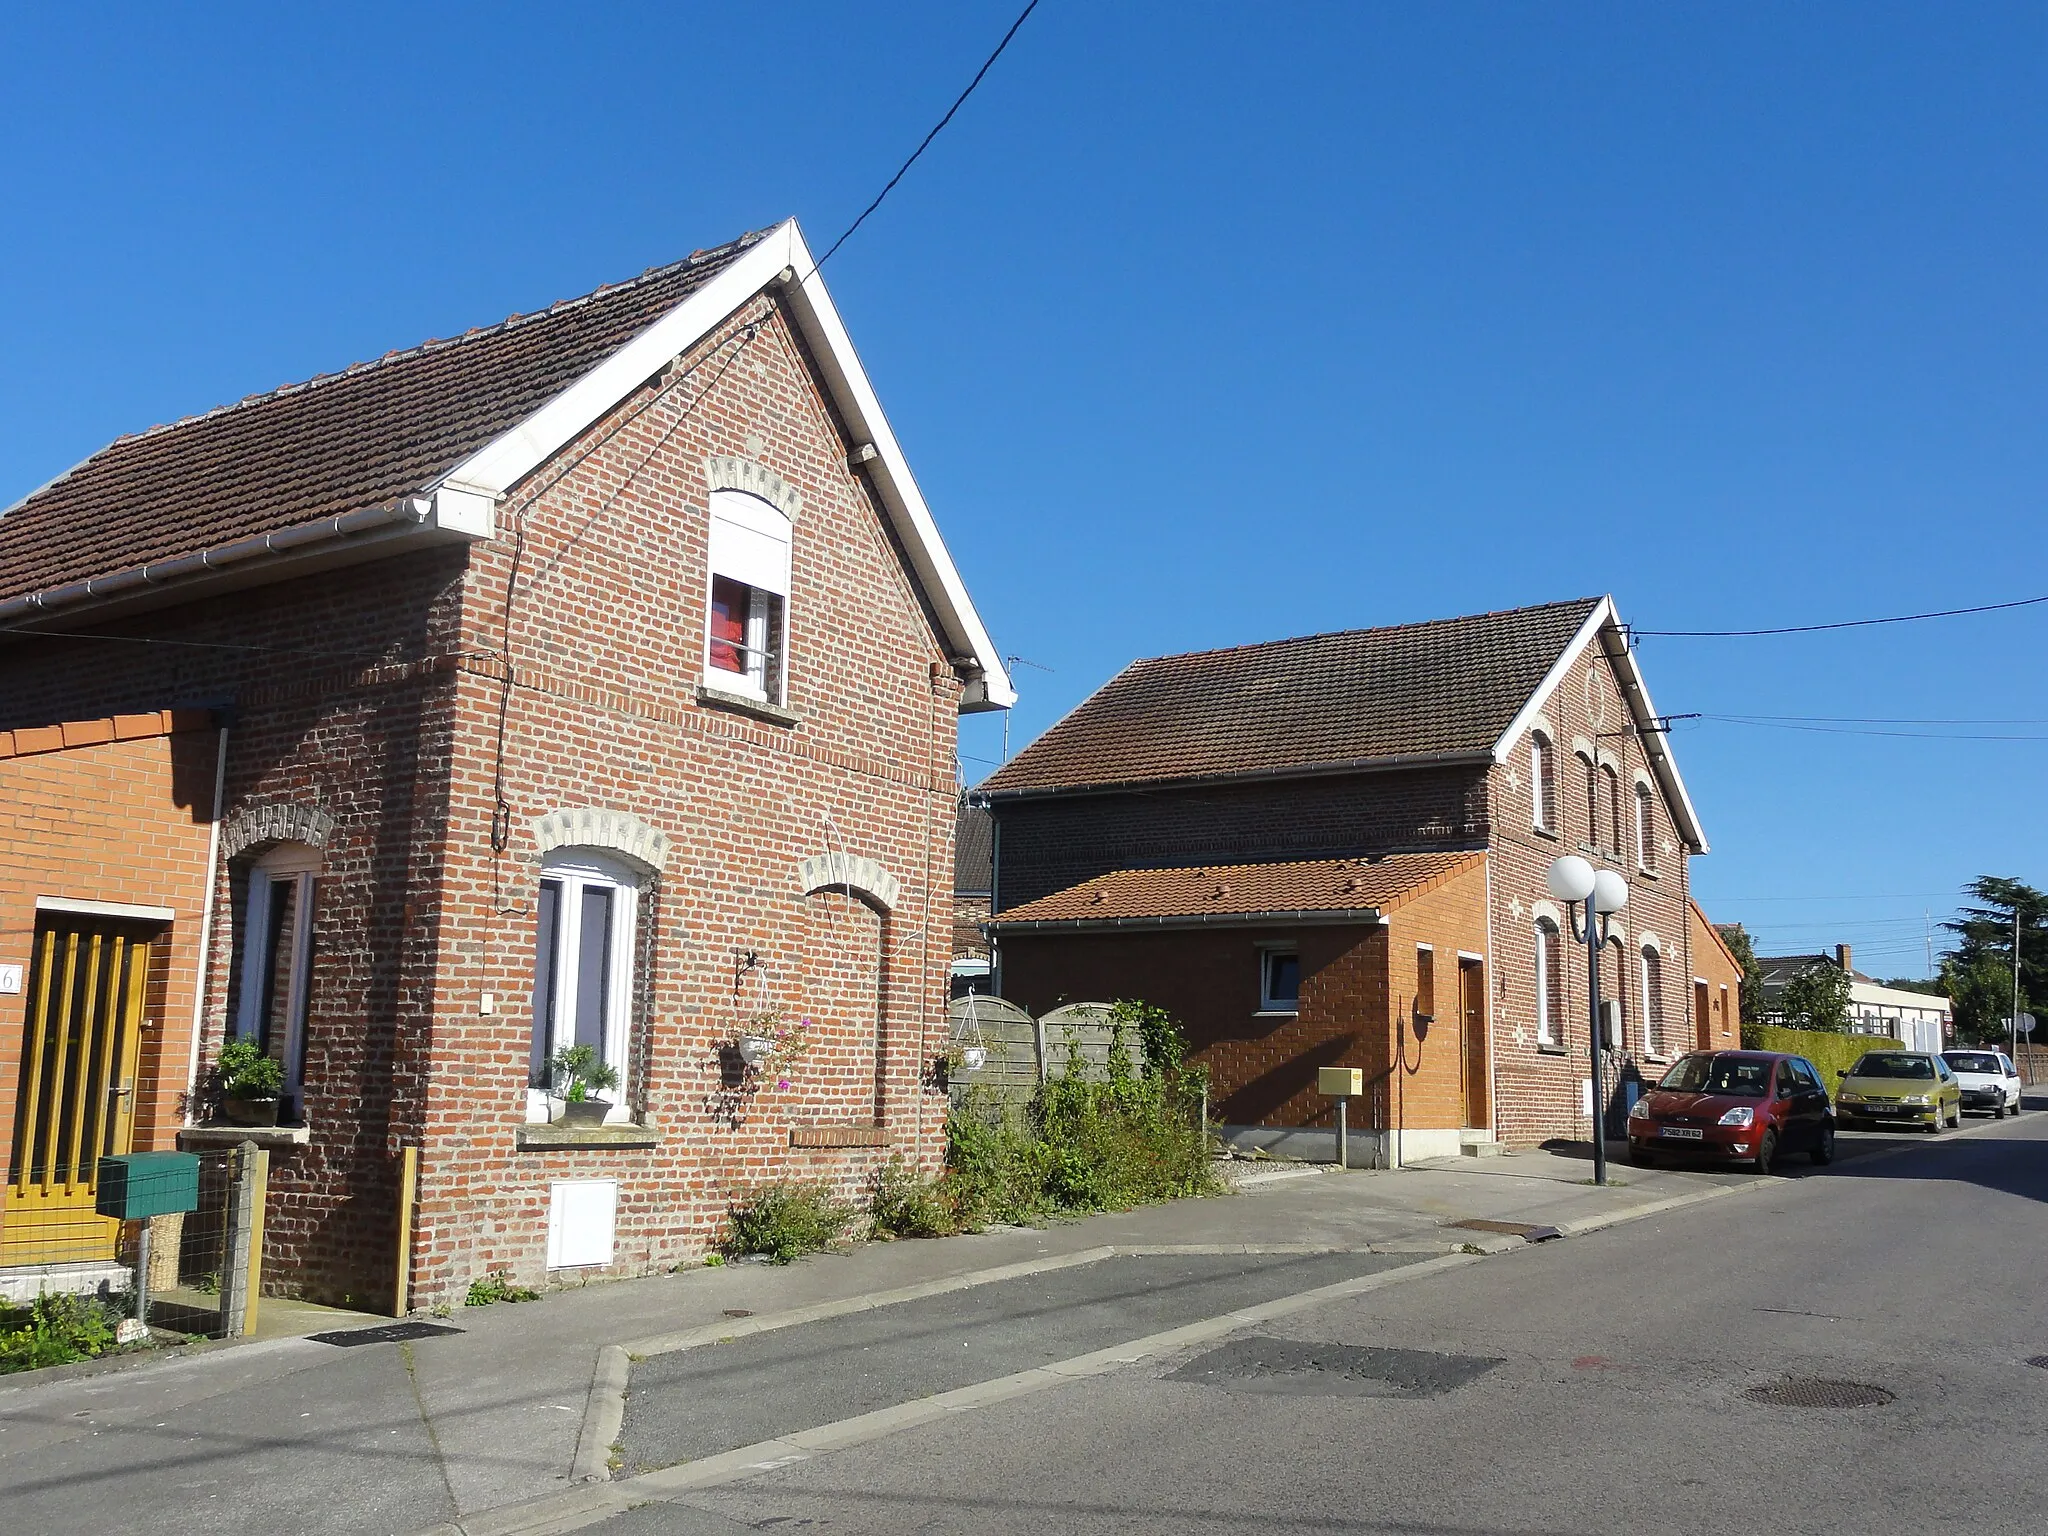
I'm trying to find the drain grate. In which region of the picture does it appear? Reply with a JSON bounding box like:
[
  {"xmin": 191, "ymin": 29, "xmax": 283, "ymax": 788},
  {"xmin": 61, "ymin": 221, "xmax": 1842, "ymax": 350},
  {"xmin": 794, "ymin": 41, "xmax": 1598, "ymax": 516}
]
[
  {"xmin": 1168, "ymin": 1337, "xmax": 1503, "ymax": 1399},
  {"xmin": 308, "ymin": 1321, "xmax": 465, "ymax": 1347},
  {"xmin": 1445, "ymin": 1219, "xmax": 1562, "ymax": 1242},
  {"xmin": 1743, "ymin": 1377, "xmax": 1893, "ymax": 1408},
  {"xmin": 2027, "ymin": 1356, "xmax": 2048, "ymax": 1370}
]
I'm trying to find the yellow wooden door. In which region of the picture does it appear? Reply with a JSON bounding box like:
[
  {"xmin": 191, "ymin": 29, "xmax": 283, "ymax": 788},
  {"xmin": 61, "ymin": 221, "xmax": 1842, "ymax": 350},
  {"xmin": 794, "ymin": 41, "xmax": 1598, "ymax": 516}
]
[{"xmin": 3, "ymin": 919, "xmax": 152, "ymax": 1265}]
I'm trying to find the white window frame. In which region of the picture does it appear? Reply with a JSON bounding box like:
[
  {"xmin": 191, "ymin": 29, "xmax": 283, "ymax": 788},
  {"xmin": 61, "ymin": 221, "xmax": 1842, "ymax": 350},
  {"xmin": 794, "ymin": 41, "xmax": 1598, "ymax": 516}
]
[
  {"xmin": 234, "ymin": 843, "xmax": 320, "ymax": 1104},
  {"xmin": 1535, "ymin": 920, "xmax": 1558, "ymax": 1046},
  {"xmin": 1258, "ymin": 946, "xmax": 1301, "ymax": 1015},
  {"xmin": 1634, "ymin": 783, "xmax": 1655, "ymax": 872},
  {"xmin": 704, "ymin": 489, "xmax": 792, "ymax": 703},
  {"xmin": 1640, "ymin": 945, "xmax": 1663, "ymax": 1057},
  {"xmin": 1530, "ymin": 734, "xmax": 1554, "ymax": 833},
  {"xmin": 527, "ymin": 849, "xmax": 640, "ymax": 1124}
]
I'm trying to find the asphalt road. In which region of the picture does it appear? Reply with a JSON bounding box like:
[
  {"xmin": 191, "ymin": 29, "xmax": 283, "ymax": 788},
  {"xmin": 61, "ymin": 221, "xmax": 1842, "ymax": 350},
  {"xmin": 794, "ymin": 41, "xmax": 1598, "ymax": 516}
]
[{"xmin": 599, "ymin": 1111, "xmax": 2048, "ymax": 1536}]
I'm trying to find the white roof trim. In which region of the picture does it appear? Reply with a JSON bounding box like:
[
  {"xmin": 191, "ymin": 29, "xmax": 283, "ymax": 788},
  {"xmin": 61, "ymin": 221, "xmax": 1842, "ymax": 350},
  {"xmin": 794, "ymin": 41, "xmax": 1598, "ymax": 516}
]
[
  {"xmin": 433, "ymin": 219, "xmax": 1013, "ymax": 713},
  {"xmin": 1489, "ymin": 596, "xmax": 1708, "ymax": 853}
]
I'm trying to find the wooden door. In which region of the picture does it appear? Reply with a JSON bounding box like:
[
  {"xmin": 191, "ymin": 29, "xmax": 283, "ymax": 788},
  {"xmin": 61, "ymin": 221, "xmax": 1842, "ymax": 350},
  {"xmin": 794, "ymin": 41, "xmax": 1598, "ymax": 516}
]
[
  {"xmin": 4, "ymin": 918, "xmax": 153, "ymax": 1265},
  {"xmin": 1695, "ymin": 980, "xmax": 1713, "ymax": 1050},
  {"xmin": 1459, "ymin": 958, "xmax": 1490, "ymax": 1128}
]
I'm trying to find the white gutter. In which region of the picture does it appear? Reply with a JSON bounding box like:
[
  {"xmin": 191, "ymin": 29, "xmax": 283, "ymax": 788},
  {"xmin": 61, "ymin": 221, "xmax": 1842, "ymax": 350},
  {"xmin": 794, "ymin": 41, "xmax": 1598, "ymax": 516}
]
[{"xmin": 0, "ymin": 490, "xmax": 488, "ymax": 627}]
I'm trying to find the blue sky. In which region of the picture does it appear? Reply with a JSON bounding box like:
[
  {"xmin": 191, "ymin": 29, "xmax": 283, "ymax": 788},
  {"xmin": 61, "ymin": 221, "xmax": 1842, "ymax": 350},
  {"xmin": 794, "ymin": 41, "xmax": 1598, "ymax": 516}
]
[{"xmin": 3, "ymin": 4, "xmax": 2043, "ymax": 976}]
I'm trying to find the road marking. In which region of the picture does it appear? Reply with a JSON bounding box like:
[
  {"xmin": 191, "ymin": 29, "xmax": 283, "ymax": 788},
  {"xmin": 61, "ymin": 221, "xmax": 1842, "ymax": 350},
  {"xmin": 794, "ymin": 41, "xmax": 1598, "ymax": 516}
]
[{"xmin": 412, "ymin": 1251, "xmax": 1479, "ymax": 1536}]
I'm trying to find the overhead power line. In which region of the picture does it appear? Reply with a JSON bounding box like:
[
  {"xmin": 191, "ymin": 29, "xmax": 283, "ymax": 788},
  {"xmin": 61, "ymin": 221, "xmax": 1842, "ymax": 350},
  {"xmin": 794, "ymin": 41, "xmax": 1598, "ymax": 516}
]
[
  {"xmin": 1634, "ymin": 593, "xmax": 2048, "ymax": 639},
  {"xmin": 809, "ymin": 0, "xmax": 1043, "ymax": 274},
  {"xmin": 1700, "ymin": 715, "xmax": 2048, "ymax": 742}
]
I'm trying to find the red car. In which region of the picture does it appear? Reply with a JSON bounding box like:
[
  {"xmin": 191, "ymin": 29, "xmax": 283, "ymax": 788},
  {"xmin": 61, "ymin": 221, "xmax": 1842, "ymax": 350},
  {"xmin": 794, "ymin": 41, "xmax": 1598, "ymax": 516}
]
[{"xmin": 1626, "ymin": 1050, "xmax": 1836, "ymax": 1175}]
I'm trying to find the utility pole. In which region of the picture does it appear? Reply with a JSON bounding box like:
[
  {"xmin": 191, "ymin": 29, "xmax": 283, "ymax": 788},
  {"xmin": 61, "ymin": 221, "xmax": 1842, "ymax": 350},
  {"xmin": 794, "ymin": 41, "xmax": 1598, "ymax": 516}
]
[
  {"xmin": 2013, "ymin": 907, "xmax": 2023, "ymax": 1063},
  {"xmin": 1925, "ymin": 911, "xmax": 1933, "ymax": 977}
]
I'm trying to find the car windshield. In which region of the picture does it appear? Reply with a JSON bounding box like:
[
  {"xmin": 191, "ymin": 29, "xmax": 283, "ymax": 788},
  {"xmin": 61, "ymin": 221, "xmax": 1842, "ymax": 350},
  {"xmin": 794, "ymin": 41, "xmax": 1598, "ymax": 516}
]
[
  {"xmin": 1943, "ymin": 1052, "xmax": 2002, "ymax": 1074},
  {"xmin": 1852, "ymin": 1053, "xmax": 1934, "ymax": 1080},
  {"xmin": 1657, "ymin": 1054, "xmax": 1772, "ymax": 1097}
]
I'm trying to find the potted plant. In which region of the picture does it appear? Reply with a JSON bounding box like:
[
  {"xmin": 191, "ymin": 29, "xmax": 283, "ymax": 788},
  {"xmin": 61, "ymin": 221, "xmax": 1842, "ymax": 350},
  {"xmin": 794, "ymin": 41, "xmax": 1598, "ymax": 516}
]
[
  {"xmin": 548, "ymin": 1043, "xmax": 620, "ymax": 1125},
  {"xmin": 729, "ymin": 1012, "xmax": 813, "ymax": 1088},
  {"xmin": 939, "ymin": 1021, "xmax": 990, "ymax": 1082},
  {"xmin": 215, "ymin": 1039, "xmax": 285, "ymax": 1126}
]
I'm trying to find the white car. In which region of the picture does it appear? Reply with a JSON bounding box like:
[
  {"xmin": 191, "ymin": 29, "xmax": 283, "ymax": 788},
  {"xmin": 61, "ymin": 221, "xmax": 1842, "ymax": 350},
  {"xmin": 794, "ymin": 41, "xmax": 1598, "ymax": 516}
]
[{"xmin": 1940, "ymin": 1049, "xmax": 2025, "ymax": 1118}]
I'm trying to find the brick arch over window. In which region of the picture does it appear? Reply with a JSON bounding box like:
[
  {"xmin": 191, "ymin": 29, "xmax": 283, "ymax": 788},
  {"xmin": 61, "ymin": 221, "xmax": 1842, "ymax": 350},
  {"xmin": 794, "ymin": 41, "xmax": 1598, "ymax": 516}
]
[
  {"xmin": 703, "ymin": 455, "xmax": 803, "ymax": 521},
  {"xmin": 796, "ymin": 852, "xmax": 902, "ymax": 913},
  {"xmin": 220, "ymin": 801, "xmax": 336, "ymax": 861},
  {"xmin": 531, "ymin": 808, "xmax": 670, "ymax": 877}
]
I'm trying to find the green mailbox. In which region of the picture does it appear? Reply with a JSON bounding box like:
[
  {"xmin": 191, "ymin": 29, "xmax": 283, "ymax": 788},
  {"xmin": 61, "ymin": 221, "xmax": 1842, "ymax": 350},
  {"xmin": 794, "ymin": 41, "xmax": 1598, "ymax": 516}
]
[{"xmin": 96, "ymin": 1152, "xmax": 201, "ymax": 1221}]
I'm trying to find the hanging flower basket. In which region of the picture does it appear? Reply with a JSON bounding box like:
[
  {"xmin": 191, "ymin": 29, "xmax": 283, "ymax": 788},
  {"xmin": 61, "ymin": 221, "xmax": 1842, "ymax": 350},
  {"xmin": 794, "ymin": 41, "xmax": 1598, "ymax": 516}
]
[
  {"xmin": 728, "ymin": 1010, "xmax": 814, "ymax": 1084},
  {"xmin": 737, "ymin": 1034, "xmax": 775, "ymax": 1068},
  {"xmin": 960, "ymin": 1045, "xmax": 988, "ymax": 1073}
]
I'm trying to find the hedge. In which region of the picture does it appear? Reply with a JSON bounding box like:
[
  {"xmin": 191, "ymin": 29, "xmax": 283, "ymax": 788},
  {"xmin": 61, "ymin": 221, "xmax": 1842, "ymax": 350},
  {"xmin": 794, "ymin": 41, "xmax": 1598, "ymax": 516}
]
[{"xmin": 1741, "ymin": 1023, "xmax": 1903, "ymax": 1085}]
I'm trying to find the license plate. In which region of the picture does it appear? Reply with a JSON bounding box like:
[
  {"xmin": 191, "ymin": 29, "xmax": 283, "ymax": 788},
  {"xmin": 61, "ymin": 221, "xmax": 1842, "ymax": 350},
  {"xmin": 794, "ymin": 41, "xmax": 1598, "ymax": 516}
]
[{"xmin": 1659, "ymin": 1126, "xmax": 1703, "ymax": 1140}]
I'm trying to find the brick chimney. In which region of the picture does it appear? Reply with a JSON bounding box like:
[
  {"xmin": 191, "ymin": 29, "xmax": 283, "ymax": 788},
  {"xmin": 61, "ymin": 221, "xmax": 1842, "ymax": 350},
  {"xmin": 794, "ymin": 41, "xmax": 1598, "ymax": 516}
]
[{"xmin": 1835, "ymin": 943, "xmax": 1853, "ymax": 977}]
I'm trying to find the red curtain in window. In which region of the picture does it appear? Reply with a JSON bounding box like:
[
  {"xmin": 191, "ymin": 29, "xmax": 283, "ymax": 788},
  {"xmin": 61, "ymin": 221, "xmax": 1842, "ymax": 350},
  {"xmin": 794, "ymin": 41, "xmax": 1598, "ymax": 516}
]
[{"xmin": 709, "ymin": 575, "xmax": 747, "ymax": 673}]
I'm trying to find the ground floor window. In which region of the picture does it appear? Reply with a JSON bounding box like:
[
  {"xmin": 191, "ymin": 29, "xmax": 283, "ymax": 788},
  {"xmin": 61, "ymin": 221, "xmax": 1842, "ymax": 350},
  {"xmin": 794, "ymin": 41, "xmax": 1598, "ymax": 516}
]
[
  {"xmin": 529, "ymin": 849, "xmax": 639, "ymax": 1120},
  {"xmin": 234, "ymin": 843, "xmax": 319, "ymax": 1106}
]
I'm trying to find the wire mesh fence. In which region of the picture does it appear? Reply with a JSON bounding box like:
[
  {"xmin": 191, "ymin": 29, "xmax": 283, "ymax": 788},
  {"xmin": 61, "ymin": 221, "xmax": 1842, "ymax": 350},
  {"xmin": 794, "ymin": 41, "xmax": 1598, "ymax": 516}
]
[{"xmin": 2, "ymin": 1145, "xmax": 260, "ymax": 1342}]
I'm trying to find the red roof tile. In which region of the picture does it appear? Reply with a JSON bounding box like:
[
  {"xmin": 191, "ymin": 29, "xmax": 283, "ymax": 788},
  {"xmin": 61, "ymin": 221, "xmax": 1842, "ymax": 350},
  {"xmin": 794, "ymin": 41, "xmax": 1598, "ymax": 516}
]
[
  {"xmin": 989, "ymin": 850, "xmax": 1483, "ymax": 925},
  {"xmin": 0, "ymin": 231, "xmax": 771, "ymax": 603}
]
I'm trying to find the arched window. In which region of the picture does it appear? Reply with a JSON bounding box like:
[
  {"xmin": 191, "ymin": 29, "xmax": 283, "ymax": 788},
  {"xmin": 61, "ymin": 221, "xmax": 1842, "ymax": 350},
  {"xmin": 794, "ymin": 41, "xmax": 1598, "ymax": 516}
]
[
  {"xmin": 1535, "ymin": 918, "xmax": 1562, "ymax": 1045},
  {"xmin": 1602, "ymin": 764, "xmax": 1623, "ymax": 857},
  {"xmin": 1579, "ymin": 752, "xmax": 1599, "ymax": 848},
  {"xmin": 1641, "ymin": 944, "xmax": 1664, "ymax": 1055},
  {"xmin": 1530, "ymin": 733, "xmax": 1557, "ymax": 834},
  {"xmin": 1635, "ymin": 782, "xmax": 1656, "ymax": 871},
  {"xmin": 705, "ymin": 488, "xmax": 791, "ymax": 703},
  {"xmin": 234, "ymin": 842, "xmax": 320, "ymax": 1110},
  {"xmin": 530, "ymin": 848, "xmax": 642, "ymax": 1122}
]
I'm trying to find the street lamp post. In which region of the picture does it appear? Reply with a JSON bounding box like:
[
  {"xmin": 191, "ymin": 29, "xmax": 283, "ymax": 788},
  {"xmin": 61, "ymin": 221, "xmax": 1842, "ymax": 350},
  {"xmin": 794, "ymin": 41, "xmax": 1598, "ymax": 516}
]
[{"xmin": 1547, "ymin": 856, "xmax": 1629, "ymax": 1186}]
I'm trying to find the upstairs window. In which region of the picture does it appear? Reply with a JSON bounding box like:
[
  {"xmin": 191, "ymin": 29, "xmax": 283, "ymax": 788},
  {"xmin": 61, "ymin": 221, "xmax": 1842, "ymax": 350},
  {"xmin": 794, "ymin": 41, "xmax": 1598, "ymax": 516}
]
[
  {"xmin": 1602, "ymin": 764, "xmax": 1623, "ymax": 857},
  {"xmin": 1260, "ymin": 948, "xmax": 1301, "ymax": 1013},
  {"xmin": 1635, "ymin": 782, "xmax": 1656, "ymax": 871},
  {"xmin": 1641, "ymin": 945, "xmax": 1664, "ymax": 1055},
  {"xmin": 234, "ymin": 843, "xmax": 320, "ymax": 1106},
  {"xmin": 1580, "ymin": 753, "xmax": 1599, "ymax": 848},
  {"xmin": 1415, "ymin": 945, "xmax": 1436, "ymax": 1022},
  {"xmin": 704, "ymin": 489, "xmax": 791, "ymax": 702},
  {"xmin": 1530, "ymin": 733, "xmax": 1557, "ymax": 834}
]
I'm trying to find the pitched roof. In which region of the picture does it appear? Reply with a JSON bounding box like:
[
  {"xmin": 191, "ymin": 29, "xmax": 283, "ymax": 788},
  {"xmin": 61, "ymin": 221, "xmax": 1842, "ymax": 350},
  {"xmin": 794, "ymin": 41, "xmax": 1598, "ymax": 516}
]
[
  {"xmin": 989, "ymin": 850, "xmax": 1482, "ymax": 927},
  {"xmin": 981, "ymin": 598, "xmax": 1603, "ymax": 796},
  {"xmin": 955, "ymin": 802, "xmax": 993, "ymax": 894},
  {"xmin": 0, "ymin": 233, "xmax": 770, "ymax": 604}
]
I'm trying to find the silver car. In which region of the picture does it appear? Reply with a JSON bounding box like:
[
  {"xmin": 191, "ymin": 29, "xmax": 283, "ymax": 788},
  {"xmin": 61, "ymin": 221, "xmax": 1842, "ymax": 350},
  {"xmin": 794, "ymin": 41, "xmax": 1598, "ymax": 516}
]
[{"xmin": 1941, "ymin": 1049, "xmax": 2025, "ymax": 1118}]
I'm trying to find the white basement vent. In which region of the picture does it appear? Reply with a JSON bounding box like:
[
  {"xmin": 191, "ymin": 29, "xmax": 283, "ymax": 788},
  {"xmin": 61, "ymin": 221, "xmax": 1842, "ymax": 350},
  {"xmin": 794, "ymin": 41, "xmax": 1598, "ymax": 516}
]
[{"xmin": 547, "ymin": 1179, "xmax": 618, "ymax": 1270}]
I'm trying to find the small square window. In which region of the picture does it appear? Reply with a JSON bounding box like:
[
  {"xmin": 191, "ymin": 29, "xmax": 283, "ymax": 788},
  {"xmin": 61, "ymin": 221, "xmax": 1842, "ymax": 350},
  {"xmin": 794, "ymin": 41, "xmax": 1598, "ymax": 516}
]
[{"xmin": 1260, "ymin": 949, "xmax": 1301, "ymax": 1013}]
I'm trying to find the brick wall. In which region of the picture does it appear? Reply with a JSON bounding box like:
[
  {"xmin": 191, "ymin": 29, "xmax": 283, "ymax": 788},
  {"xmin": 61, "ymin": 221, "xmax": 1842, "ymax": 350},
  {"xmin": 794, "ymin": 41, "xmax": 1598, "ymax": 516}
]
[
  {"xmin": 1485, "ymin": 650, "xmax": 1696, "ymax": 1146},
  {"xmin": 992, "ymin": 765, "xmax": 1489, "ymax": 910},
  {"xmin": 0, "ymin": 716, "xmax": 221, "ymax": 1164},
  {"xmin": 1688, "ymin": 902, "xmax": 1744, "ymax": 1048}
]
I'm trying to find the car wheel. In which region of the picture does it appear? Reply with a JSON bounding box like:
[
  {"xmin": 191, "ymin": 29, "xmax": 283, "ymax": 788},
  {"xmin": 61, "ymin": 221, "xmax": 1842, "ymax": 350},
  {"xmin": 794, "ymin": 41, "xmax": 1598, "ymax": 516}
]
[
  {"xmin": 1949, "ymin": 1102, "xmax": 1962, "ymax": 1129},
  {"xmin": 1927, "ymin": 1110, "xmax": 1942, "ymax": 1136},
  {"xmin": 1995, "ymin": 1100, "xmax": 2007, "ymax": 1120},
  {"xmin": 1753, "ymin": 1130, "xmax": 1777, "ymax": 1176},
  {"xmin": 1810, "ymin": 1124, "xmax": 1835, "ymax": 1166}
]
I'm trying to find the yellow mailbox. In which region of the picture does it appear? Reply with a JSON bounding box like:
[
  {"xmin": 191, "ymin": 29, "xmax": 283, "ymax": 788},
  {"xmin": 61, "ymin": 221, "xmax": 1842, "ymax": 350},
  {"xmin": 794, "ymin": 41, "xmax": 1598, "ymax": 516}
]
[{"xmin": 1318, "ymin": 1066, "xmax": 1363, "ymax": 1098}]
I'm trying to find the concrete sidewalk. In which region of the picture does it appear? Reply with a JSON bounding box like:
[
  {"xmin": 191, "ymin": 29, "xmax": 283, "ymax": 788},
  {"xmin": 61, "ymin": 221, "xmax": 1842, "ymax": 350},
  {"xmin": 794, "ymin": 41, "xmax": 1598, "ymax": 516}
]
[{"xmin": 0, "ymin": 1148, "xmax": 1764, "ymax": 1536}]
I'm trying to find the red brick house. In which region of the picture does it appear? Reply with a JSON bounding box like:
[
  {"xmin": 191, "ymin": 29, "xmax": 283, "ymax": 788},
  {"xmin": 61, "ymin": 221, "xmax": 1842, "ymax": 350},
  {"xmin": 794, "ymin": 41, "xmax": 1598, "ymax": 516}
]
[
  {"xmin": 983, "ymin": 598, "xmax": 1710, "ymax": 1159},
  {"xmin": 0, "ymin": 220, "xmax": 1011, "ymax": 1306}
]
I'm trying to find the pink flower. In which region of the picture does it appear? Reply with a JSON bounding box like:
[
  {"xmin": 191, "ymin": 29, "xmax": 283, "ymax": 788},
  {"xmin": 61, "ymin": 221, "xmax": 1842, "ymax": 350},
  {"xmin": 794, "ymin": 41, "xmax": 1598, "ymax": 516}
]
[{"xmin": 776, "ymin": 1078, "xmax": 790, "ymax": 1090}]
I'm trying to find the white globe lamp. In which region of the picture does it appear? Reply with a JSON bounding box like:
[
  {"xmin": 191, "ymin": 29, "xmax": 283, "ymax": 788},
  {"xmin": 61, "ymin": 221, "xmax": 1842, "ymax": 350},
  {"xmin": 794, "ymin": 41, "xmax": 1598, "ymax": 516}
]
[
  {"xmin": 1592, "ymin": 869, "xmax": 1630, "ymax": 915},
  {"xmin": 1546, "ymin": 855, "xmax": 1595, "ymax": 904}
]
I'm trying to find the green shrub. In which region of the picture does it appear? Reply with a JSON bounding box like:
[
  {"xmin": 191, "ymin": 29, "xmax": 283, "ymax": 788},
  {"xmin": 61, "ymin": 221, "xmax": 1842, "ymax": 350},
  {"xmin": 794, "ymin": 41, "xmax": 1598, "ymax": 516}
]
[
  {"xmin": 1740, "ymin": 1023, "xmax": 1903, "ymax": 1086},
  {"xmin": 465, "ymin": 1270, "xmax": 541, "ymax": 1306},
  {"xmin": 0, "ymin": 1292, "xmax": 121, "ymax": 1374},
  {"xmin": 868, "ymin": 1155, "xmax": 957, "ymax": 1239},
  {"xmin": 722, "ymin": 1180, "xmax": 859, "ymax": 1263},
  {"xmin": 215, "ymin": 1038, "xmax": 284, "ymax": 1100},
  {"xmin": 944, "ymin": 1004, "xmax": 1219, "ymax": 1225}
]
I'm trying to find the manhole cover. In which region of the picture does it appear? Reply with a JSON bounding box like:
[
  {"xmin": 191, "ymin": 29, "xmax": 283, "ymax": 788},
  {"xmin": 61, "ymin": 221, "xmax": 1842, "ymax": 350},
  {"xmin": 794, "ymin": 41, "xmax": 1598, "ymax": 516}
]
[
  {"xmin": 308, "ymin": 1321, "xmax": 465, "ymax": 1347},
  {"xmin": 1168, "ymin": 1337, "xmax": 1502, "ymax": 1398},
  {"xmin": 1743, "ymin": 1377, "xmax": 1893, "ymax": 1408}
]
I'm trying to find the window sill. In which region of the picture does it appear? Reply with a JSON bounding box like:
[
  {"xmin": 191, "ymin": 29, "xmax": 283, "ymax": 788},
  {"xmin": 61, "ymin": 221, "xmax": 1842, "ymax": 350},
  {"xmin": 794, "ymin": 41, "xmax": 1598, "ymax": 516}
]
[
  {"xmin": 179, "ymin": 1123, "xmax": 311, "ymax": 1148},
  {"xmin": 1536, "ymin": 1041, "xmax": 1568, "ymax": 1056},
  {"xmin": 790, "ymin": 1124, "xmax": 890, "ymax": 1149},
  {"xmin": 1636, "ymin": 867, "xmax": 1660, "ymax": 880},
  {"xmin": 1531, "ymin": 827, "xmax": 1559, "ymax": 842},
  {"xmin": 516, "ymin": 1122, "xmax": 662, "ymax": 1151},
  {"xmin": 696, "ymin": 683, "xmax": 800, "ymax": 728},
  {"xmin": 1253, "ymin": 1009, "xmax": 1300, "ymax": 1019}
]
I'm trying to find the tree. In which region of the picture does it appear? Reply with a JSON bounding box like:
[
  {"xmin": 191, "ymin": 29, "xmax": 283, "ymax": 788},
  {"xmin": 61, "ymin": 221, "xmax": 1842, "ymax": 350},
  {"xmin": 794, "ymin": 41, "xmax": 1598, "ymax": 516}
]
[
  {"xmin": 1941, "ymin": 876, "xmax": 2046, "ymax": 1040},
  {"xmin": 1715, "ymin": 923, "xmax": 1767, "ymax": 1027},
  {"xmin": 1777, "ymin": 960, "xmax": 1853, "ymax": 1033}
]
